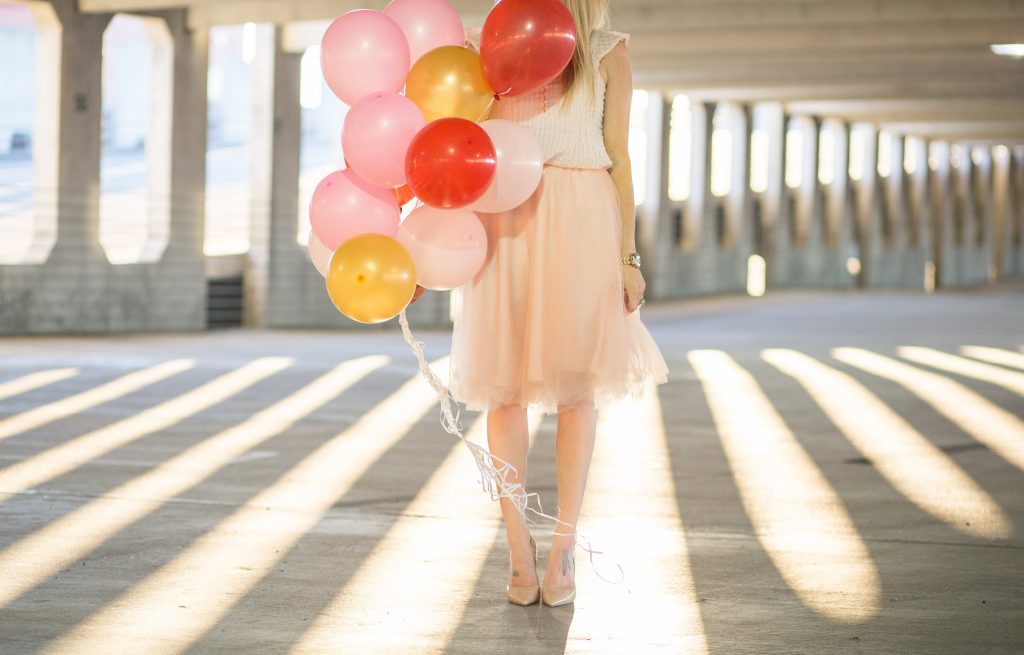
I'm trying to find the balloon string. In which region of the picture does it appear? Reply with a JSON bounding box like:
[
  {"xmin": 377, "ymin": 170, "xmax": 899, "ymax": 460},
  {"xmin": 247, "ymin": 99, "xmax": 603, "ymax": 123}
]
[{"xmin": 398, "ymin": 309, "xmax": 624, "ymax": 585}]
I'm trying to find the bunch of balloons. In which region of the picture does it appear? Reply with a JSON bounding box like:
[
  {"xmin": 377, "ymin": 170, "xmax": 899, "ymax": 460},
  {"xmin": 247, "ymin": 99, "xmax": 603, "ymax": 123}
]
[{"xmin": 307, "ymin": 0, "xmax": 577, "ymax": 324}]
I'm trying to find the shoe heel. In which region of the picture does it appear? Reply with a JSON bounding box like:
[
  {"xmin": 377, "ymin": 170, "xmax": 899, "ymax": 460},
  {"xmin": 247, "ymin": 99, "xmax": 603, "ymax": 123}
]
[
  {"xmin": 506, "ymin": 535, "xmax": 540, "ymax": 606},
  {"xmin": 541, "ymin": 540, "xmax": 576, "ymax": 607}
]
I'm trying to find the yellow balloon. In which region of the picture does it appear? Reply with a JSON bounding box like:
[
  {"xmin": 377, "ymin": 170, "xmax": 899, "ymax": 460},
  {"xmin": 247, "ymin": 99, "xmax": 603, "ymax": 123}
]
[
  {"xmin": 405, "ymin": 45, "xmax": 494, "ymax": 123},
  {"xmin": 326, "ymin": 234, "xmax": 417, "ymax": 324}
]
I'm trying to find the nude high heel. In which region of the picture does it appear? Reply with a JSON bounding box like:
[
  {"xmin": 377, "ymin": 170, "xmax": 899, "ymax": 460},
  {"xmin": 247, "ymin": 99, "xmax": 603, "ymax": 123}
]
[
  {"xmin": 506, "ymin": 534, "xmax": 540, "ymax": 606},
  {"xmin": 541, "ymin": 540, "xmax": 576, "ymax": 607}
]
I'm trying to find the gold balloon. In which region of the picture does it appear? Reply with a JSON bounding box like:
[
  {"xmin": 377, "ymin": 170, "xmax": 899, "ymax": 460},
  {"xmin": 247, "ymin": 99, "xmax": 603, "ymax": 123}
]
[
  {"xmin": 405, "ymin": 45, "xmax": 494, "ymax": 123},
  {"xmin": 326, "ymin": 234, "xmax": 417, "ymax": 324}
]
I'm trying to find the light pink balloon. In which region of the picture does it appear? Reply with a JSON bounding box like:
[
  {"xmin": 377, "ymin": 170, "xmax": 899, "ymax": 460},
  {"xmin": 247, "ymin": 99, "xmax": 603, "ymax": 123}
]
[
  {"xmin": 309, "ymin": 169, "xmax": 400, "ymax": 251},
  {"xmin": 343, "ymin": 92, "xmax": 426, "ymax": 189},
  {"xmin": 307, "ymin": 231, "xmax": 333, "ymax": 277},
  {"xmin": 320, "ymin": 10, "xmax": 410, "ymax": 106},
  {"xmin": 470, "ymin": 119, "xmax": 544, "ymax": 213},
  {"xmin": 396, "ymin": 205, "xmax": 487, "ymax": 290},
  {"xmin": 383, "ymin": 0, "xmax": 466, "ymax": 66}
]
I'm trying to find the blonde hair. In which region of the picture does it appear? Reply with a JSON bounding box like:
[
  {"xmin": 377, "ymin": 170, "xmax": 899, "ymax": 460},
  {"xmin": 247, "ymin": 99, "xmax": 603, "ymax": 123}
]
[{"xmin": 559, "ymin": 0, "xmax": 610, "ymax": 110}]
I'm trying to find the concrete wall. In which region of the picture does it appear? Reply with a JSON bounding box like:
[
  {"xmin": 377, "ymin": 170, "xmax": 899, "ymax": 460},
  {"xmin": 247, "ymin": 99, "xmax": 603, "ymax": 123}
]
[{"xmin": 0, "ymin": 1, "xmax": 208, "ymax": 334}]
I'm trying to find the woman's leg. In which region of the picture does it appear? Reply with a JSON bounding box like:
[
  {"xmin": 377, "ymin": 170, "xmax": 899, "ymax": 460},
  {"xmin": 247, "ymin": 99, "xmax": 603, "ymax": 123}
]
[
  {"xmin": 543, "ymin": 399, "xmax": 597, "ymax": 588},
  {"xmin": 487, "ymin": 403, "xmax": 536, "ymax": 586}
]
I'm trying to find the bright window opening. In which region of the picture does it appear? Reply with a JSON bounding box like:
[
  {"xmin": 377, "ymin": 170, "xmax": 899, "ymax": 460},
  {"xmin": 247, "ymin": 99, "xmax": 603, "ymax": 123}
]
[
  {"xmin": 785, "ymin": 124, "xmax": 802, "ymax": 189},
  {"xmin": 877, "ymin": 130, "xmax": 892, "ymax": 178},
  {"xmin": 818, "ymin": 126, "xmax": 835, "ymax": 186},
  {"xmin": 710, "ymin": 108, "xmax": 732, "ymax": 198},
  {"xmin": 0, "ymin": 1, "xmax": 56, "ymax": 264},
  {"xmin": 667, "ymin": 94, "xmax": 691, "ymax": 202},
  {"xmin": 628, "ymin": 89, "xmax": 648, "ymax": 207},
  {"xmin": 99, "ymin": 14, "xmax": 173, "ymax": 265},
  {"xmin": 206, "ymin": 24, "xmax": 258, "ymax": 256}
]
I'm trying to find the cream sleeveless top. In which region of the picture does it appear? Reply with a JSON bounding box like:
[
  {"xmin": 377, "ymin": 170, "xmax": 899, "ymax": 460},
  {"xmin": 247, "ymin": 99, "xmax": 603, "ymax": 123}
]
[{"xmin": 466, "ymin": 27, "xmax": 630, "ymax": 170}]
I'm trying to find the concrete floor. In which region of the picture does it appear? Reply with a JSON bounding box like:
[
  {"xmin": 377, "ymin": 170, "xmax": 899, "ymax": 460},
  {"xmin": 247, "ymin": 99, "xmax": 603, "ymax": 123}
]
[{"xmin": 0, "ymin": 284, "xmax": 1022, "ymax": 654}]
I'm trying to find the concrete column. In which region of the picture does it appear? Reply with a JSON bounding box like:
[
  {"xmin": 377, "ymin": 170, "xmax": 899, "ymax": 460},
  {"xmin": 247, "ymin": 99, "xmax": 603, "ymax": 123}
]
[
  {"xmin": 795, "ymin": 116, "xmax": 821, "ymax": 250},
  {"xmin": 245, "ymin": 24, "xmax": 286, "ymax": 327},
  {"xmin": 827, "ymin": 120, "xmax": 852, "ymax": 252},
  {"xmin": 886, "ymin": 134, "xmax": 906, "ymax": 250},
  {"xmin": 720, "ymin": 101, "xmax": 752, "ymax": 292},
  {"xmin": 857, "ymin": 124, "xmax": 882, "ymax": 286},
  {"xmin": 1010, "ymin": 149, "xmax": 1024, "ymax": 276},
  {"xmin": 972, "ymin": 147, "xmax": 996, "ymax": 282},
  {"xmin": 685, "ymin": 100, "xmax": 715, "ymax": 253},
  {"xmin": 644, "ymin": 94, "xmax": 672, "ymax": 299},
  {"xmin": 724, "ymin": 102, "xmax": 753, "ymax": 255},
  {"xmin": 762, "ymin": 103, "xmax": 789, "ymax": 287},
  {"xmin": 992, "ymin": 146, "xmax": 1010, "ymax": 280},
  {"xmin": 906, "ymin": 137, "xmax": 932, "ymax": 289}
]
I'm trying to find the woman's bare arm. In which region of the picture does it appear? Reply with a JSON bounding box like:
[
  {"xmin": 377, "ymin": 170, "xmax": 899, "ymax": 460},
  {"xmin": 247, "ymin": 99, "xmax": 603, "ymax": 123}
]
[
  {"xmin": 600, "ymin": 40, "xmax": 645, "ymax": 312},
  {"xmin": 600, "ymin": 41, "xmax": 636, "ymax": 258}
]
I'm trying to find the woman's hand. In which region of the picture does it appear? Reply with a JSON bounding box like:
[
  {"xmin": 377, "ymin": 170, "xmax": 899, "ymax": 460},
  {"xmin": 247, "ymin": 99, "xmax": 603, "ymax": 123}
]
[
  {"xmin": 622, "ymin": 265, "xmax": 645, "ymax": 313},
  {"xmin": 409, "ymin": 284, "xmax": 426, "ymax": 305}
]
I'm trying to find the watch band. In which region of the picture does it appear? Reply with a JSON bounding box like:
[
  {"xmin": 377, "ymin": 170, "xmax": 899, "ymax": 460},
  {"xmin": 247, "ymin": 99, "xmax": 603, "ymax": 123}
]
[{"xmin": 621, "ymin": 252, "xmax": 641, "ymax": 269}]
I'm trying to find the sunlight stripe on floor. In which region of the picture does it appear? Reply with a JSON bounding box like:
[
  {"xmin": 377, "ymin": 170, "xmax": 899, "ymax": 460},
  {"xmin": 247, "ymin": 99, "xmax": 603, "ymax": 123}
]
[
  {"xmin": 0, "ymin": 360, "xmax": 194, "ymax": 442},
  {"xmin": 563, "ymin": 386, "xmax": 709, "ymax": 654},
  {"xmin": 0, "ymin": 356, "xmax": 387, "ymax": 608},
  {"xmin": 959, "ymin": 345, "xmax": 1024, "ymax": 371},
  {"xmin": 41, "ymin": 359, "xmax": 448, "ymax": 655},
  {"xmin": 834, "ymin": 348, "xmax": 1024, "ymax": 473},
  {"xmin": 290, "ymin": 410, "xmax": 543, "ymax": 654},
  {"xmin": 898, "ymin": 347, "xmax": 1024, "ymax": 396},
  {"xmin": 0, "ymin": 358, "xmax": 291, "ymax": 496},
  {"xmin": 688, "ymin": 350, "xmax": 880, "ymax": 624},
  {"xmin": 0, "ymin": 368, "xmax": 79, "ymax": 403},
  {"xmin": 764, "ymin": 349, "xmax": 1012, "ymax": 540}
]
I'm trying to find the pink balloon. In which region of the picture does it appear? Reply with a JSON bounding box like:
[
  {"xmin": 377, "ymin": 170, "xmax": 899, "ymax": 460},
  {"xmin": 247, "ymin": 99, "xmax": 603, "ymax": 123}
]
[
  {"xmin": 309, "ymin": 169, "xmax": 400, "ymax": 251},
  {"xmin": 383, "ymin": 0, "xmax": 466, "ymax": 66},
  {"xmin": 307, "ymin": 231, "xmax": 333, "ymax": 278},
  {"xmin": 396, "ymin": 205, "xmax": 487, "ymax": 290},
  {"xmin": 320, "ymin": 10, "xmax": 410, "ymax": 105},
  {"xmin": 470, "ymin": 119, "xmax": 544, "ymax": 213},
  {"xmin": 343, "ymin": 92, "xmax": 426, "ymax": 189}
]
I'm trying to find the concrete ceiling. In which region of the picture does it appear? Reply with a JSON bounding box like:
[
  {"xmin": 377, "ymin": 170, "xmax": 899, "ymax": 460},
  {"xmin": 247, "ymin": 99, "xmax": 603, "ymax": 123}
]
[{"xmin": 77, "ymin": 0, "xmax": 1024, "ymax": 144}]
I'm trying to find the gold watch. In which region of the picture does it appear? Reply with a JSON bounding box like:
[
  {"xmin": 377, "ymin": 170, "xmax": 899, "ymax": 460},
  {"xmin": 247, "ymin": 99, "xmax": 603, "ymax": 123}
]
[{"xmin": 621, "ymin": 252, "xmax": 641, "ymax": 269}]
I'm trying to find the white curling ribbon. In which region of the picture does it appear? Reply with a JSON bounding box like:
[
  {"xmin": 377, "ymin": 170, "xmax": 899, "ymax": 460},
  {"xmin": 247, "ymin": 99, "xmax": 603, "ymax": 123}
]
[{"xmin": 399, "ymin": 310, "xmax": 624, "ymax": 585}]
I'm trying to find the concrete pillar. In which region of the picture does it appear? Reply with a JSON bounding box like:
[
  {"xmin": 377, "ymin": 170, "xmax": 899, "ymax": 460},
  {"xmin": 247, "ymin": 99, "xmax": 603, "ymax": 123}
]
[
  {"xmin": 951, "ymin": 147, "xmax": 991, "ymax": 285},
  {"xmin": 720, "ymin": 101, "xmax": 753, "ymax": 292},
  {"xmin": 906, "ymin": 137, "xmax": 933, "ymax": 289},
  {"xmin": 245, "ymin": 23, "xmax": 286, "ymax": 327},
  {"xmin": 795, "ymin": 116, "xmax": 820, "ymax": 250},
  {"xmin": 724, "ymin": 103, "xmax": 753, "ymax": 253},
  {"xmin": 762, "ymin": 103, "xmax": 790, "ymax": 288},
  {"xmin": 992, "ymin": 145, "xmax": 1011, "ymax": 280},
  {"xmin": 1009, "ymin": 149, "xmax": 1024, "ymax": 276},
  {"xmin": 685, "ymin": 100, "xmax": 715, "ymax": 253},
  {"xmin": 972, "ymin": 147, "xmax": 997, "ymax": 283},
  {"xmin": 827, "ymin": 120, "xmax": 852, "ymax": 253},
  {"xmin": 642, "ymin": 93, "xmax": 672, "ymax": 299}
]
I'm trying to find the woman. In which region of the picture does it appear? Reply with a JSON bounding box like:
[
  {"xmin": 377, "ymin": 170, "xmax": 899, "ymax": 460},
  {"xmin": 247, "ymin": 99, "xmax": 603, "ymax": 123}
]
[{"xmin": 414, "ymin": 0, "xmax": 668, "ymax": 607}]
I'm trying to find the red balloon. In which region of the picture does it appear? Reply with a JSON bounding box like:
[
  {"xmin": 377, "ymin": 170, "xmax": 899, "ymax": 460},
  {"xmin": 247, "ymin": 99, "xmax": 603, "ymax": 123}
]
[
  {"xmin": 405, "ymin": 118, "xmax": 497, "ymax": 209},
  {"xmin": 480, "ymin": 0, "xmax": 577, "ymax": 98}
]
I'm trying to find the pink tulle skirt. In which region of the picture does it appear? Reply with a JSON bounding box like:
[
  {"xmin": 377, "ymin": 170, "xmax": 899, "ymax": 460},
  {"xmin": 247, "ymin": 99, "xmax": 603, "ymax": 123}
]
[{"xmin": 449, "ymin": 165, "xmax": 670, "ymax": 415}]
